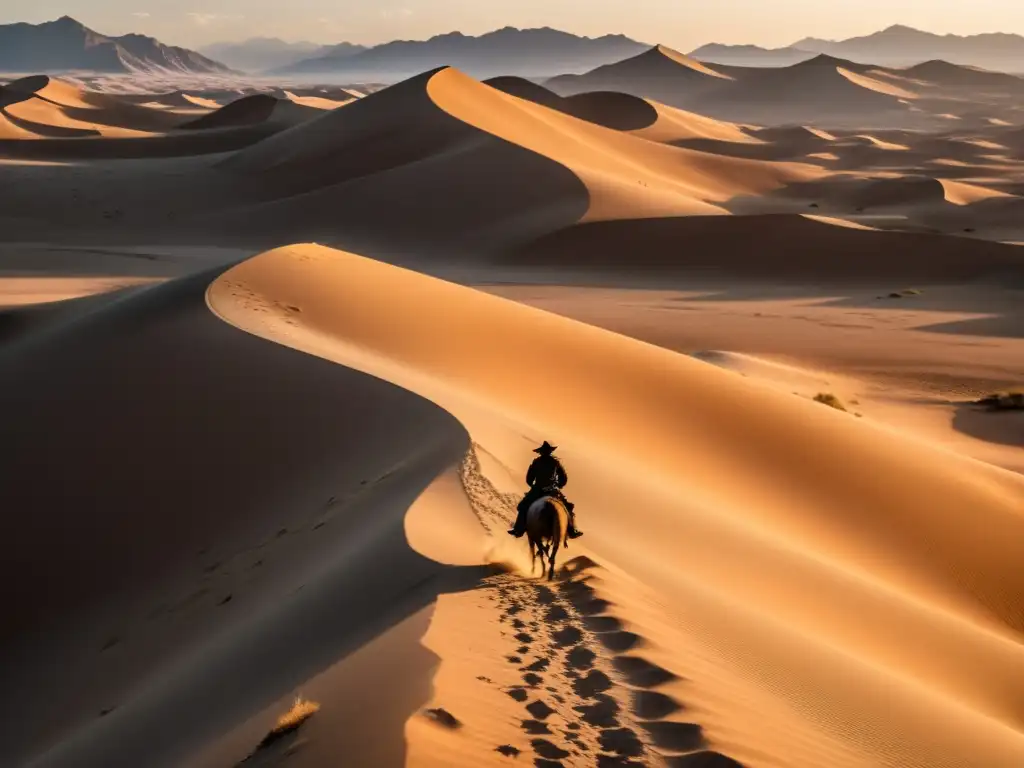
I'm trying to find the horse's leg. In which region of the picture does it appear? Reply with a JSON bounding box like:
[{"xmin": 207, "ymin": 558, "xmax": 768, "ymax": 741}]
[
  {"xmin": 548, "ymin": 537, "xmax": 559, "ymax": 581},
  {"xmin": 528, "ymin": 537, "xmax": 536, "ymax": 576}
]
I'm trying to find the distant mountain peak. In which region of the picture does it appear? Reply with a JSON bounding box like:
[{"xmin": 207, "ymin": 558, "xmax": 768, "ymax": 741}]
[
  {"xmin": 880, "ymin": 24, "xmax": 923, "ymax": 34},
  {"xmin": 0, "ymin": 16, "xmax": 232, "ymax": 74}
]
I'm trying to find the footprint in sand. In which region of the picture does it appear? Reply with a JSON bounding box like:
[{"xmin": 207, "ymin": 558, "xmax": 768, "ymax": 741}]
[
  {"xmin": 552, "ymin": 625, "xmax": 583, "ymax": 647},
  {"xmin": 611, "ymin": 656, "xmax": 678, "ymax": 689},
  {"xmin": 596, "ymin": 630, "xmax": 642, "ymax": 653},
  {"xmin": 573, "ymin": 669, "xmax": 612, "ymax": 698},
  {"xmin": 599, "ymin": 727, "xmax": 644, "ymax": 758},
  {"xmin": 575, "ymin": 694, "xmax": 620, "ymax": 728},
  {"xmin": 544, "ymin": 604, "xmax": 569, "ymax": 622},
  {"xmin": 639, "ymin": 720, "xmax": 705, "ymax": 753},
  {"xmin": 583, "ymin": 616, "xmax": 623, "ymax": 633},
  {"xmin": 631, "ymin": 690, "xmax": 682, "ymax": 720},
  {"xmin": 522, "ymin": 719, "xmax": 551, "ymax": 735},
  {"xmin": 526, "ymin": 700, "xmax": 556, "ymax": 720},
  {"xmin": 533, "ymin": 585, "xmax": 557, "ymax": 604},
  {"xmin": 566, "ymin": 646, "xmax": 596, "ymax": 670}
]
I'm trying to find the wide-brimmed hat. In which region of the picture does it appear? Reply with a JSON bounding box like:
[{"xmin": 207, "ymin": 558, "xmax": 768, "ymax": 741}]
[{"xmin": 534, "ymin": 441, "xmax": 557, "ymax": 454}]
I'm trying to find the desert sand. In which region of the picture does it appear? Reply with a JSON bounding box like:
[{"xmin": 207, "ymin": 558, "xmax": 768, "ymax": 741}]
[{"xmin": 2, "ymin": 38, "xmax": 1023, "ymax": 768}]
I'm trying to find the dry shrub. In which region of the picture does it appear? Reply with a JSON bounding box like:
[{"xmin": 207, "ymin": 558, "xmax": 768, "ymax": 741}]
[{"xmin": 256, "ymin": 697, "xmax": 320, "ymax": 750}]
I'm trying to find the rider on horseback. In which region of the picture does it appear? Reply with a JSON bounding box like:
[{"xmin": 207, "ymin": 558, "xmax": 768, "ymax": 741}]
[{"xmin": 508, "ymin": 441, "xmax": 583, "ymax": 539}]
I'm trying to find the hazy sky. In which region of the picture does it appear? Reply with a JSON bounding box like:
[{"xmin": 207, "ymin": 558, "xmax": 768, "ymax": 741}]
[{"xmin": 5, "ymin": 1, "xmax": 1024, "ymax": 49}]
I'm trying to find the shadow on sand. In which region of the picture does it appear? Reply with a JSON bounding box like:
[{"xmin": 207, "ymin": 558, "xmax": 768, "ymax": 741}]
[{"xmin": 0, "ymin": 265, "xmax": 499, "ymax": 768}]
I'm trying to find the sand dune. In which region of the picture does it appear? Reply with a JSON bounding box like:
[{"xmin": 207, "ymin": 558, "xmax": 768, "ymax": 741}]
[
  {"xmin": 508, "ymin": 212, "xmax": 1024, "ymax": 282},
  {"xmin": 281, "ymin": 90, "xmax": 353, "ymax": 110},
  {"xmin": 202, "ymin": 243, "xmax": 1024, "ymax": 768},
  {"xmin": 903, "ymin": 60, "xmax": 1024, "ymax": 90},
  {"xmin": 630, "ymin": 101, "xmax": 762, "ymax": 144},
  {"xmin": 939, "ymin": 178, "xmax": 1015, "ymax": 205},
  {"xmin": 0, "ymin": 111, "xmax": 44, "ymax": 139},
  {"xmin": 486, "ymin": 75, "xmax": 759, "ymax": 144},
  {"xmin": 180, "ymin": 94, "xmax": 324, "ymax": 131},
  {"xmin": 225, "ymin": 66, "xmax": 820, "ymax": 233},
  {"xmin": 547, "ymin": 45, "xmax": 734, "ymax": 106},
  {"xmin": 547, "ymin": 49, "xmax": 931, "ymax": 129},
  {"xmin": 0, "ymin": 75, "xmax": 191, "ymax": 136},
  {"xmin": 181, "ymin": 93, "xmax": 222, "ymax": 109},
  {"xmin": 122, "ymin": 90, "xmax": 221, "ymax": 111},
  {"xmin": 838, "ymin": 66, "xmax": 920, "ymax": 99},
  {"xmin": 3, "ymin": 43, "xmax": 1024, "ymax": 768},
  {"xmin": 4, "ymin": 75, "xmax": 107, "ymax": 109},
  {"xmin": 842, "ymin": 133, "xmax": 909, "ymax": 150},
  {"xmin": 755, "ymin": 125, "xmax": 836, "ymax": 143},
  {"xmin": 486, "ymin": 77, "xmax": 660, "ymax": 131},
  {"xmin": 3, "ymin": 96, "xmax": 150, "ymax": 137},
  {"xmin": 691, "ymin": 56, "xmax": 920, "ymax": 128},
  {"xmin": 0, "ymin": 266, "xmax": 479, "ymax": 768}
]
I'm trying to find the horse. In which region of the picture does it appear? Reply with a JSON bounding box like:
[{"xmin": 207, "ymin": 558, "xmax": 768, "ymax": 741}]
[{"xmin": 525, "ymin": 495, "xmax": 569, "ymax": 581}]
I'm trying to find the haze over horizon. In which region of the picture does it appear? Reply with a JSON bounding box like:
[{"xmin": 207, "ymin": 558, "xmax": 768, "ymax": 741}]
[{"xmin": 5, "ymin": 1, "xmax": 1024, "ymax": 50}]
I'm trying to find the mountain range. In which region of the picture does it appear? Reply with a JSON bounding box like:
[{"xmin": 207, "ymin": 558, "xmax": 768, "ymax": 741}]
[
  {"xmin": 7, "ymin": 18, "xmax": 1024, "ymax": 81},
  {"xmin": 200, "ymin": 38, "xmax": 367, "ymax": 73},
  {"xmin": 273, "ymin": 27, "xmax": 650, "ymax": 80},
  {"xmin": 0, "ymin": 16, "xmax": 230, "ymax": 75},
  {"xmin": 694, "ymin": 25, "xmax": 1024, "ymax": 72}
]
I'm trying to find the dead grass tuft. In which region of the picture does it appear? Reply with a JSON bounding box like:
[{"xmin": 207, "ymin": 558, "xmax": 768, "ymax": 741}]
[{"xmin": 255, "ymin": 697, "xmax": 320, "ymax": 750}]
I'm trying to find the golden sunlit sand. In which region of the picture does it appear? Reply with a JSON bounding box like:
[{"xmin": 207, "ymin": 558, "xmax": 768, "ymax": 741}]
[{"xmin": 2, "ymin": 32, "xmax": 1023, "ymax": 768}]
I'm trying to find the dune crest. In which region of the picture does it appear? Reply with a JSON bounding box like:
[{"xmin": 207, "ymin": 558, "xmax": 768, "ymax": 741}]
[
  {"xmin": 654, "ymin": 44, "xmax": 734, "ymax": 79},
  {"xmin": 426, "ymin": 68, "xmax": 818, "ymax": 219}
]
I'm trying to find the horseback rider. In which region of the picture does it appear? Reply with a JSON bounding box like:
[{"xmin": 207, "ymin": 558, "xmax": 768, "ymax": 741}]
[{"xmin": 508, "ymin": 441, "xmax": 583, "ymax": 539}]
